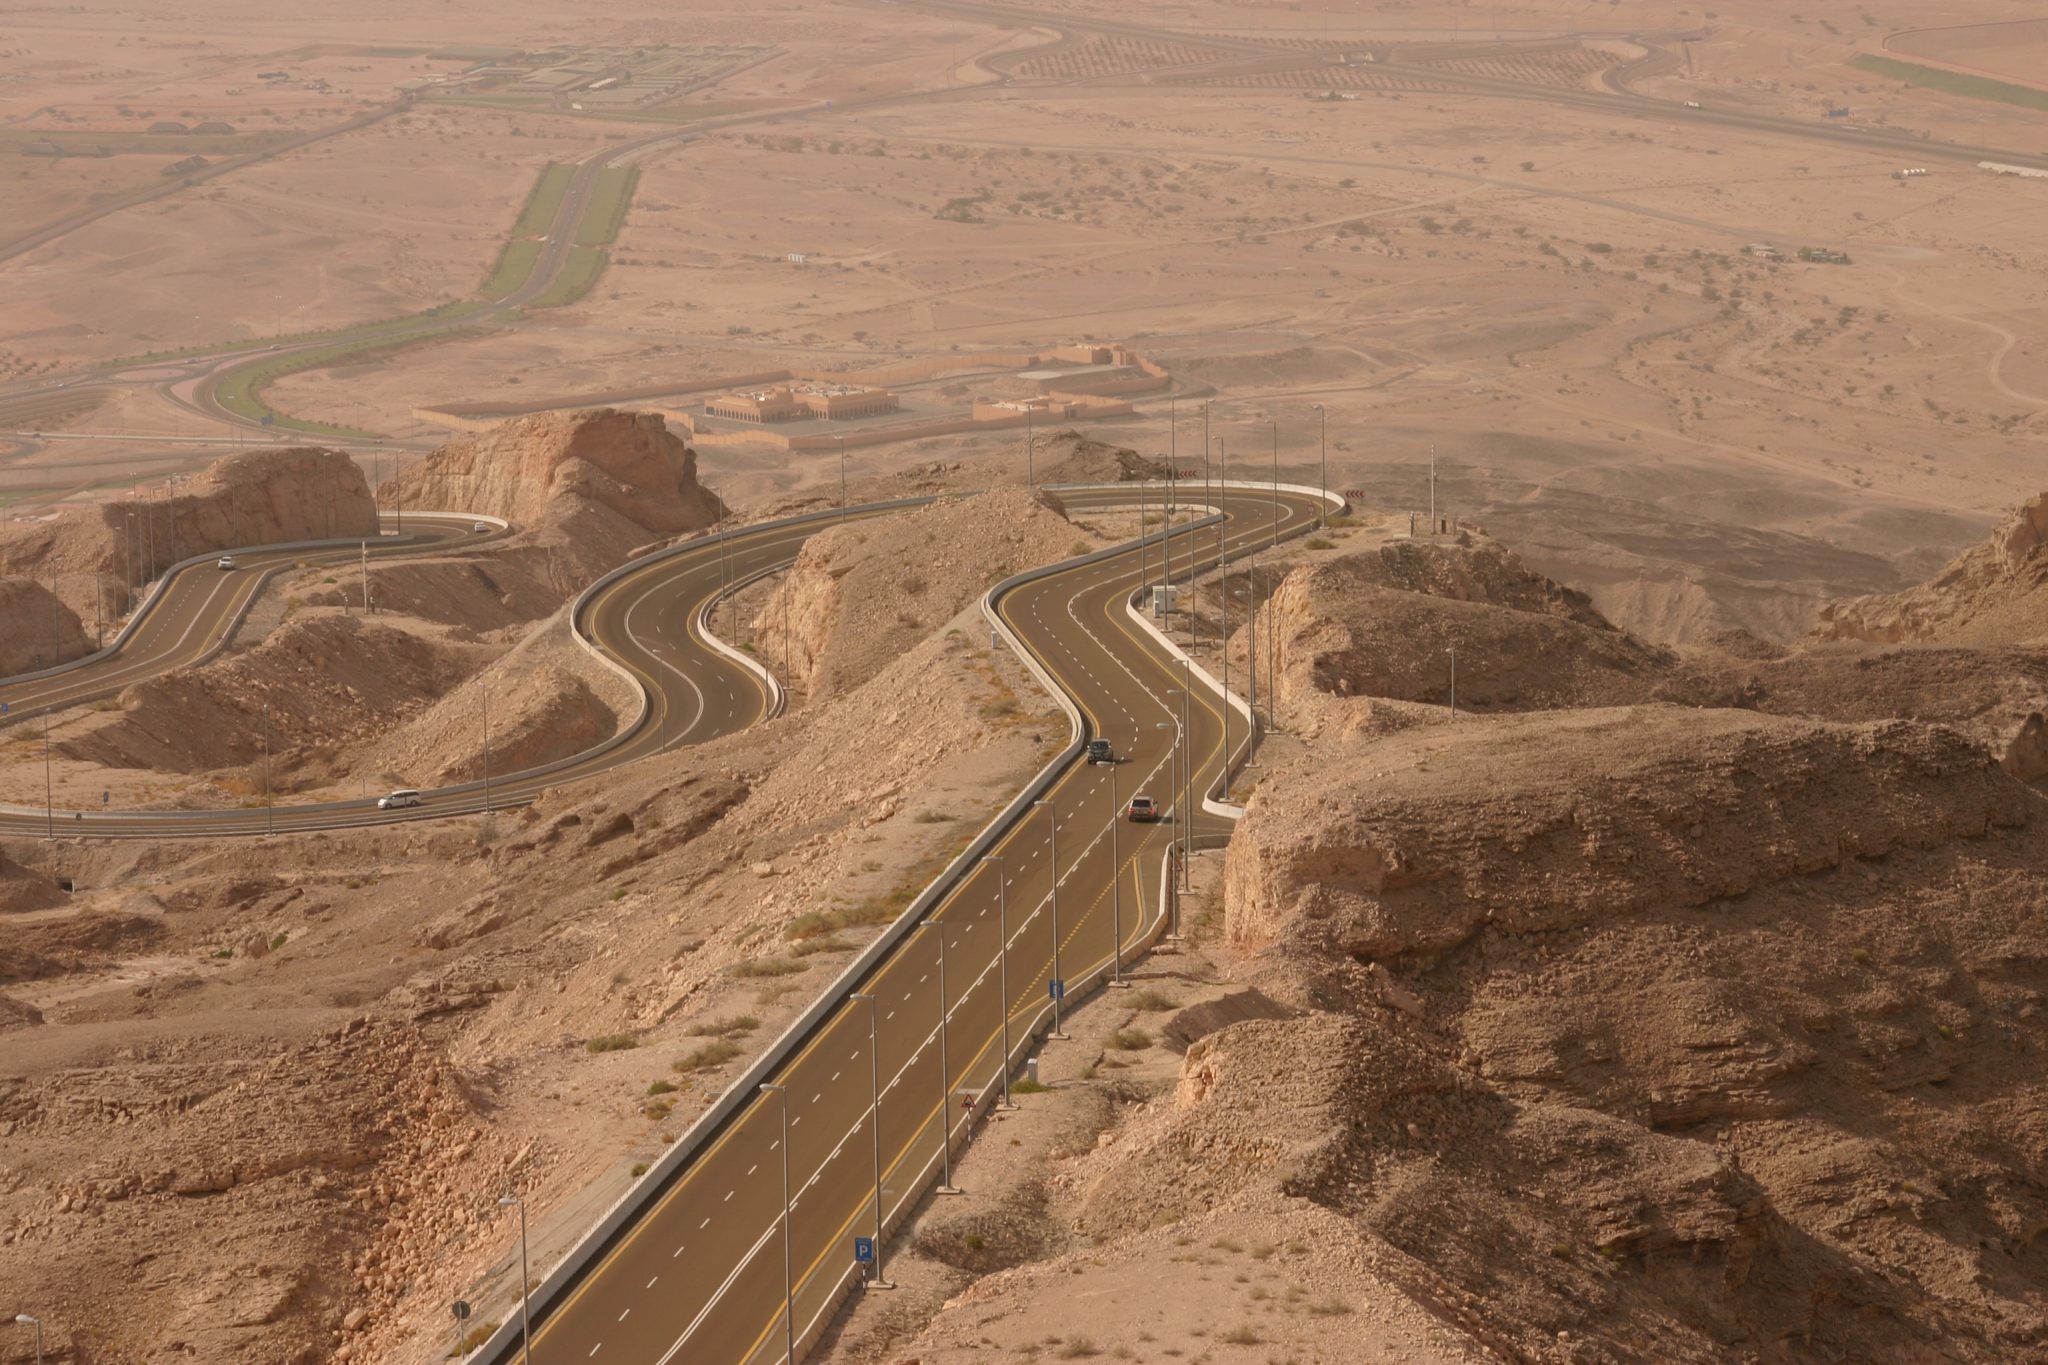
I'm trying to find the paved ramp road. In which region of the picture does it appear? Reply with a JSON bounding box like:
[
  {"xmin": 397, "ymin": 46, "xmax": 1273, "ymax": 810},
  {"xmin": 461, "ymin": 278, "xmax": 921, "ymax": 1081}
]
[{"xmin": 482, "ymin": 484, "xmax": 1329, "ymax": 1365}]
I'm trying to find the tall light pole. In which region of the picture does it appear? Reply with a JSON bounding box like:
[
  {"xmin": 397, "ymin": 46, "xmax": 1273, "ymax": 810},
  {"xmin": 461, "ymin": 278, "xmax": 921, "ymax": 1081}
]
[
  {"xmin": 42, "ymin": 714, "xmax": 54, "ymax": 840},
  {"xmin": 1447, "ymin": 646, "xmax": 1458, "ymax": 716},
  {"xmin": 1179, "ymin": 659, "xmax": 1195, "ymax": 885},
  {"xmin": 981, "ymin": 856, "xmax": 1018, "ymax": 1109},
  {"xmin": 846, "ymin": 993, "xmax": 895, "ymax": 1286},
  {"xmin": 1246, "ymin": 552, "xmax": 1260, "ymax": 735},
  {"xmin": 1312, "ymin": 403, "xmax": 1327, "ymax": 527},
  {"xmin": 1429, "ymin": 444, "xmax": 1439, "ymax": 533},
  {"xmin": 759, "ymin": 1083, "xmax": 796, "ymax": 1364},
  {"xmin": 1270, "ymin": 419, "xmax": 1281, "ymax": 549},
  {"xmin": 1025, "ymin": 408, "xmax": 1034, "ymax": 489},
  {"xmin": 261, "ymin": 702, "xmax": 273, "ymax": 837},
  {"xmin": 496, "ymin": 1195, "xmax": 531, "ymax": 1365},
  {"xmin": 1106, "ymin": 752, "xmax": 1125, "ymax": 987},
  {"xmin": 838, "ymin": 435, "xmax": 848, "ymax": 524},
  {"xmin": 13, "ymin": 1314, "xmax": 40, "ymax": 1365},
  {"xmin": 912, "ymin": 922, "xmax": 963, "ymax": 1194},
  {"xmin": 1156, "ymin": 720, "xmax": 1181, "ymax": 895},
  {"xmin": 481, "ymin": 676, "xmax": 492, "ymax": 817},
  {"xmin": 1034, "ymin": 799, "xmax": 1068, "ymax": 1039}
]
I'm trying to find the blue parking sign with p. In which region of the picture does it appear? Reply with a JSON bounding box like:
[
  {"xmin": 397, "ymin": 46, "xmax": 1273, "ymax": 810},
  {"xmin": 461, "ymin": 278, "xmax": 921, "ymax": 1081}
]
[
  {"xmin": 854, "ymin": 1237, "xmax": 874, "ymax": 1264},
  {"xmin": 1049, "ymin": 978, "xmax": 1066, "ymax": 1000}
]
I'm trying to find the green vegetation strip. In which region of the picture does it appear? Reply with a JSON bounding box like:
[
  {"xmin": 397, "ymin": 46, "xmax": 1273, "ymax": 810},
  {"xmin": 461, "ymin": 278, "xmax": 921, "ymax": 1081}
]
[
  {"xmin": 211, "ymin": 334, "xmax": 463, "ymax": 440},
  {"xmin": 574, "ymin": 165, "xmax": 640, "ymax": 247},
  {"xmin": 527, "ymin": 245, "xmax": 609, "ymax": 309},
  {"xmin": 479, "ymin": 237, "xmax": 543, "ymax": 300},
  {"xmin": 1853, "ymin": 55, "xmax": 2048, "ymax": 113},
  {"xmin": 513, "ymin": 162, "xmax": 577, "ymax": 238}
]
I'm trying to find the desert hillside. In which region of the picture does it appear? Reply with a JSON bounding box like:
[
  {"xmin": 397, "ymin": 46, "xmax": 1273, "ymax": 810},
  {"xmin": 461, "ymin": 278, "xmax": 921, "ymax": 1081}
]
[
  {"xmin": 864, "ymin": 493, "xmax": 2048, "ymax": 1365},
  {"xmin": 1819, "ymin": 491, "xmax": 2048, "ymax": 647}
]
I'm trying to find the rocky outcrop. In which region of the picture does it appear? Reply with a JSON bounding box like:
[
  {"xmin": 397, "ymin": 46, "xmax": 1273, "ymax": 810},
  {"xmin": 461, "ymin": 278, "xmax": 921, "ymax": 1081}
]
[
  {"xmin": 1817, "ymin": 492, "xmax": 2048, "ymax": 645},
  {"xmin": 0, "ymin": 449, "xmax": 376, "ymax": 604},
  {"xmin": 754, "ymin": 487, "xmax": 1090, "ymax": 698},
  {"xmin": 1037, "ymin": 430, "xmax": 1171, "ymax": 485},
  {"xmin": 1242, "ymin": 533, "xmax": 1699, "ymax": 718},
  {"xmin": 1223, "ymin": 707, "xmax": 2028, "ymax": 963},
  {"xmin": 0, "ymin": 575, "xmax": 90, "ymax": 676},
  {"xmin": 386, "ymin": 408, "xmax": 723, "ymax": 537}
]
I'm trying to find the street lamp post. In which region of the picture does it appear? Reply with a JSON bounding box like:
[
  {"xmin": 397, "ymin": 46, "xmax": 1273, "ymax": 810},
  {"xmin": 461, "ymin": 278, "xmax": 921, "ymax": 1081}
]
[
  {"xmin": 40, "ymin": 713, "xmax": 58, "ymax": 838},
  {"xmin": 1034, "ymin": 800, "xmax": 1068, "ymax": 1039},
  {"xmin": 838, "ymin": 436, "xmax": 848, "ymax": 524},
  {"xmin": 846, "ymin": 993, "xmax": 896, "ymax": 1286},
  {"xmin": 1447, "ymin": 646, "xmax": 1458, "ymax": 716},
  {"xmin": 913, "ymin": 922, "xmax": 964, "ymax": 1194},
  {"xmin": 981, "ymin": 856, "xmax": 1018, "ymax": 1109},
  {"xmin": 482, "ymin": 677, "xmax": 492, "ymax": 817},
  {"xmin": 1025, "ymin": 408, "xmax": 1034, "ymax": 489},
  {"xmin": 1107, "ymin": 753, "xmax": 1125, "ymax": 987},
  {"xmin": 759, "ymin": 1083, "xmax": 796, "ymax": 1364},
  {"xmin": 261, "ymin": 702, "xmax": 273, "ymax": 837},
  {"xmin": 1312, "ymin": 404, "xmax": 1327, "ymax": 528},
  {"xmin": 496, "ymin": 1195, "xmax": 531, "ymax": 1365},
  {"xmin": 13, "ymin": 1314, "xmax": 40, "ymax": 1365},
  {"xmin": 1270, "ymin": 419, "xmax": 1281, "ymax": 549},
  {"xmin": 1179, "ymin": 659, "xmax": 1195, "ymax": 887},
  {"xmin": 1155, "ymin": 720, "xmax": 1179, "ymax": 897}
]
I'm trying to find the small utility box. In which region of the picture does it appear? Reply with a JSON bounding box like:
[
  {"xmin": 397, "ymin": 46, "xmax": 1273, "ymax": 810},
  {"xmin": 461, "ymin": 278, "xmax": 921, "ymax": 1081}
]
[{"xmin": 1151, "ymin": 585, "xmax": 1179, "ymax": 616}]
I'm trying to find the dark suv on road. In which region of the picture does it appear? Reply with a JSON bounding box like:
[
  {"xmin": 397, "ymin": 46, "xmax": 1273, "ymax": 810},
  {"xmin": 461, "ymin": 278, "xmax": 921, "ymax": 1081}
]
[{"xmin": 1086, "ymin": 739, "xmax": 1114, "ymax": 764}]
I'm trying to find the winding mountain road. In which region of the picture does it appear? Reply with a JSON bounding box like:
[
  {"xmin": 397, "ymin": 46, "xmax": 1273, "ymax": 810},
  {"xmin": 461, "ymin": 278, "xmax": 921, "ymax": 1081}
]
[{"xmin": 464, "ymin": 482, "xmax": 1332, "ymax": 1365}]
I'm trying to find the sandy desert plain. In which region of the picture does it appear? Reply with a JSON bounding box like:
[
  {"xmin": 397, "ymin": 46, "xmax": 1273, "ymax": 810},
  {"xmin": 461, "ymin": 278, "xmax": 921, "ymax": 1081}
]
[{"xmin": 3, "ymin": 0, "xmax": 2048, "ymax": 1362}]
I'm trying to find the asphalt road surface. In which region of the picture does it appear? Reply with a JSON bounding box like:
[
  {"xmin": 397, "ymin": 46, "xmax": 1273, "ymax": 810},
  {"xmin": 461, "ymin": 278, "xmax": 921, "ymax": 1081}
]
[
  {"xmin": 0, "ymin": 513, "xmax": 490, "ymax": 728},
  {"xmin": 0, "ymin": 511, "xmax": 839, "ymax": 838},
  {"xmin": 484, "ymin": 484, "xmax": 1328, "ymax": 1365}
]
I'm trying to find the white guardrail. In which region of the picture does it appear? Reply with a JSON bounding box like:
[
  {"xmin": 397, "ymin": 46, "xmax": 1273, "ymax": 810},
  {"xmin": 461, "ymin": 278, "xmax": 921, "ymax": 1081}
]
[{"xmin": 469, "ymin": 479, "xmax": 1337, "ymax": 1364}]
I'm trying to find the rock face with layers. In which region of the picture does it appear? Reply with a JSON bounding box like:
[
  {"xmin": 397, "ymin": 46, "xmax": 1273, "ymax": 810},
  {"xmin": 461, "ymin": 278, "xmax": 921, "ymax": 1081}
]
[
  {"xmin": 388, "ymin": 408, "xmax": 723, "ymax": 539},
  {"xmin": 1248, "ymin": 534, "xmax": 1683, "ymax": 714},
  {"xmin": 0, "ymin": 448, "xmax": 376, "ymax": 590},
  {"xmin": 0, "ymin": 576, "xmax": 91, "ymax": 676},
  {"xmin": 0, "ymin": 448, "xmax": 377, "ymax": 631},
  {"xmin": 1170, "ymin": 701, "xmax": 2048, "ymax": 1361},
  {"xmin": 383, "ymin": 408, "xmax": 725, "ymax": 597},
  {"xmin": 1223, "ymin": 707, "xmax": 2027, "ymax": 962},
  {"xmin": 1817, "ymin": 491, "xmax": 2048, "ymax": 644}
]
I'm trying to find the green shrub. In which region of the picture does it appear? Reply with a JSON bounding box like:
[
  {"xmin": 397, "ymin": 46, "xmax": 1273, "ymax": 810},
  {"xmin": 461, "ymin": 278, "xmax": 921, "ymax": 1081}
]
[
  {"xmin": 674, "ymin": 1039, "xmax": 742, "ymax": 1073},
  {"xmin": 687, "ymin": 1015, "xmax": 760, "ymax": 1038},
  {"xmin": 585, "ymin": 1033, "xmax": 638, "ymax": 1054},
  {"xmin": 731, "ymin": 955, "xmax": 805, "ymax": 979},
  {"xmin": 646, "ymin": 1080, "xmax": 677, "ymax": 1096}
]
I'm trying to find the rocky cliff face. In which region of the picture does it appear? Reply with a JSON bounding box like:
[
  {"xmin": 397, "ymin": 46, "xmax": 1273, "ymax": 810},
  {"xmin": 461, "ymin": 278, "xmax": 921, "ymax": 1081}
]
[
  {"xmin": 1190, "ymin": 706, "xmax": 2048, "ymax": 1361},
  {"xmin": 1817, "ymin": 491, "xmax": 2048, "ymax": 644},
  {"xmin": 0, "ymin": 576, "xmax": 91, "ymax": 676},
  {"xmin": 387, "ymin": 408, "xmax": 724, "ymax": 537},
  {"xmin": 0, "ymin": 448, "xmax": 376, "ymax": 595},
  {"xmin": 0, "ymin": 448, "xmax": 372, "ymax": 670}
]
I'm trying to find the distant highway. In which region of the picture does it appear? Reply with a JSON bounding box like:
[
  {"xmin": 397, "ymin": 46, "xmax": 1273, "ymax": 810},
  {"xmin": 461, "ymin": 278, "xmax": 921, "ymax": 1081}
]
[{"xmin": 472, "ymin": 484, "xmax": 1331, "ymax": 1365}]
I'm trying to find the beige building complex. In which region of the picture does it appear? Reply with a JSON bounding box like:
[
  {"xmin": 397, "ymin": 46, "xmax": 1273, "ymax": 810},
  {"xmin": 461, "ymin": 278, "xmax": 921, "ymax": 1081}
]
[{"xmin": 703, "ymin": 383, "xmax": 899, "ymax": 423}]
